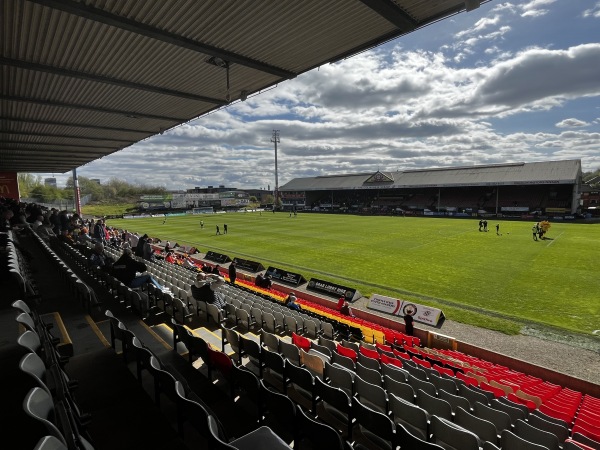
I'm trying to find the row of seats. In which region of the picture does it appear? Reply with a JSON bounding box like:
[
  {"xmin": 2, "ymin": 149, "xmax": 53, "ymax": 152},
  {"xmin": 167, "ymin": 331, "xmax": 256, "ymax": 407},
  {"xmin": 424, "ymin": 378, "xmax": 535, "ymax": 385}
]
[
  {"xmin": 429, "ymin": 347, "xmax": 600, "ymax": 441},
  {"xmin": 2, "ymin": 230, "xmax": 39, "ymax": 305},
  {"xmin": 13, "ymin": 300, "xmax": 94, "ymax": 450},
  {"xmin": 215, "ymin": 324, "xmax": 600, "ymax": 450},
  {"xmin": 107, "ymin": 310, "xmax": 317, "ymax": 449}
]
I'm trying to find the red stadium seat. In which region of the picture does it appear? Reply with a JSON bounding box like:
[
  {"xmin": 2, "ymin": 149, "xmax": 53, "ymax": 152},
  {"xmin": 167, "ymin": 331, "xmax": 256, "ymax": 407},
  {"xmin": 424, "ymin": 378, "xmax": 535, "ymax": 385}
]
[
  {"xmin": 540, "ymin": 403, "xmax": 575, "ymax": 424},
  {"xmin": 292, "ymin": 333, "xmax": 311, "ymax": 352},
  {"xmin": 336, "ymin": 344, "xmax": 357, "ymax": 362},
  {"xmin": 572, "ymin": 423, "xmax": 600, "ymax": 443},
  {"xmin": 359, "ymin": 346, "xmax": 380, "ymax": 361},
  {"xmin": 456, "ymin": 371, "xmax": 478, "ymax": 387},
  {"xmin": 433, "ymin": 364, "xmax": 455, "ymax": 378},
  {"xmin": 508, "ymin": 392, "xmax": 537, "ymax": 411},
  {"xmin": 380, "ymin": 353, "xmax": 403, "ymax": 368},
  {"xmin": 376, "ymin": 342, "xmax": 393, "ymax": 354},
  {"xmin": 394, "ymin": 349, "xmax": 411, "ymax": 360},
  {"xmin": 480, "ymin": 381, "xmax": 506, "ymax": 398},
  {"xmin": 412, "ymin": 357, "xmax": 431, "ymax": 369}
]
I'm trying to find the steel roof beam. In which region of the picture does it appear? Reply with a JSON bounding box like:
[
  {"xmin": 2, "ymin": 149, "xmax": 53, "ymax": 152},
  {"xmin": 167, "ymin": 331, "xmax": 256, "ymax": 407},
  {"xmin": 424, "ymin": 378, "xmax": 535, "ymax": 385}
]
[
  {"xmin": 0, "ymin": 140, "xmax": 116, "ymax": 150},
  {"xmin": 357, "ymin": 0, "xmax": 417, "ymax": 31},
  {"xmin": 1, "ymin": 57, "xmax": 227, "ymax": 105},
  {"xmin": 2, "ymin": 130, "xmax": 133, "ymax": 143},
  {"xmin": 0, "ymin": 95, "xmax": 185, "ymax": 122},
  {"xmin": 2, "ymin": 117, "xmax": 153, "ymax": 134},
  {"xmin": 31, "ymin": 0, "xmax": 296, "ymax": 80}
]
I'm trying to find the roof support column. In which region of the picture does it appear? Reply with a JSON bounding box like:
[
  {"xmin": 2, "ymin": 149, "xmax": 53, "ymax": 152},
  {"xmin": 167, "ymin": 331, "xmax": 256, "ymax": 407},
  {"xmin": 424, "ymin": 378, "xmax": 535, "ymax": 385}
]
[
  {"xmin": 72, "ymin": 169, "xmax": 82, "ymax": 217},
  {"xmin": 495, "ymin": 187, "xmax": 499, "ymax": 216}
]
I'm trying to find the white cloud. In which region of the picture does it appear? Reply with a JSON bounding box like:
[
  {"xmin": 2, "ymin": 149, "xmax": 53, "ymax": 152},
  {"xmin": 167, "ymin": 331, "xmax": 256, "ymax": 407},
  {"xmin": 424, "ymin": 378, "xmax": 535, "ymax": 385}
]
[
  {"xmin": 556, "ymin": 118, "xmax": 590, "ymax": 128},
  {"xmin": 583, "ymin": 2, "xmax": 600, "ymax": 18},
  {"xmin": 520, "ymin": 0, "xmax": 557, "ymax": 17}
]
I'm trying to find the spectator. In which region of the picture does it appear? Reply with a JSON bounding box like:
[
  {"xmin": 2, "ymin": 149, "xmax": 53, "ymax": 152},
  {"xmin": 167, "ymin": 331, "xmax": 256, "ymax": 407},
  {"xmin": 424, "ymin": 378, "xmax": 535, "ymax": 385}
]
[
  {"xmin": 135, "ymin": 233, "xmax": 148, "ymax": 257},
  {"xmin": 228, "ymin": 261, "xmax": 237, "ymax": 285},
  {"xmin": 404, "ymin": 313, "xmax": 414, "ymax": 336},
  {"xmin": 93, "ymin": 219, "xmax": 107, "ymax": 243},
  {"xmin": 143, "ymin": 237, "xmax": 155, "ymax": 261},
  {"xmin": 189, "ymin": 273, "xmax": 226, "ymax": 310},
  {"xmin": 284, "ymin": 292, "xmax": 301, "ymax": 311},
  {"xmin": 113, "ymin": 248, "xmax": 165, "ymax": 291},
  {"xmin": 89, "ymin": 242, "xmax": 114, "ymax": 272},
  {"xmin": 255, "ymin": 273, "xmax": 271, "ymax": 289},
  {"xmin": 340, "ymin": 301, "xmax": 355, "ymax": 318}
]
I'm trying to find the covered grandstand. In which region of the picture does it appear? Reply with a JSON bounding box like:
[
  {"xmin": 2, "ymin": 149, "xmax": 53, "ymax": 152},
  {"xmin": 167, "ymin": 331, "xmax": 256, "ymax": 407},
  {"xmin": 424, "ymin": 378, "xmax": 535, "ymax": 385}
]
[{"xmin": 280, "ymin": 159, "xmax": 583, "ymax": 217}]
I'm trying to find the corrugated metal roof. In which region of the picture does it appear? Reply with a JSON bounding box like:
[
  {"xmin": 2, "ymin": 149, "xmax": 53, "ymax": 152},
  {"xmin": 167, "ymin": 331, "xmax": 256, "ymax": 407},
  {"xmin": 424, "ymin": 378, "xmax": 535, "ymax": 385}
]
[
  {"xmin": 281, "ymin": 160, "xmax": 582, "ymax": 191},
  {"xmin": 1, "ymin": 0, "xmax": 489, "ymax": 173}
]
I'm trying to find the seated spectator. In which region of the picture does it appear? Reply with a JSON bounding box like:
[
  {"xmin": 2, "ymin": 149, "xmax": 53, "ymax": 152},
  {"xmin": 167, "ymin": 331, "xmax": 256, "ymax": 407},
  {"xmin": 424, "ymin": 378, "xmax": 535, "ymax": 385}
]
[
  {"xmin": 183, "ymin": 257, "xmax": 196, "ymax": 269},
  {"xmin": 165, "ymin": 251, "xmax": 176, "ymax": 264},
  {"xmin": 113, "ymin": 248, "xmax": 166, "ymax": 291},
  {"xmin": 89, "ymin": 242, "xmax": 114, "ymax": 271},
  {"xmin": 263, "ymin": 274, "xmax": 273, "ymax": 289},
  {"xmin": 284, "ymin": 292, "xmax": 301, "ymax": 311},
  {"xmin": 58, "ymin": 229, "xmax": 76, "ymax": 245},
  {"xmin": 189, "ymin": 273, "xmax": 226, "ymax": 310},
  {"xmin": 0, "ymin": 207, "xmax": 15, "ymax": 231},
  {"xmin": 212, "ymin": 264, "xmax": 221, "ymax": 275},
  {"xmin": 255, "ymin": 274, "xmax": 273, "ymax": 290},
  {"xmin": 340, "ymin": 301, "xmax": 355, "ymax": 318}
]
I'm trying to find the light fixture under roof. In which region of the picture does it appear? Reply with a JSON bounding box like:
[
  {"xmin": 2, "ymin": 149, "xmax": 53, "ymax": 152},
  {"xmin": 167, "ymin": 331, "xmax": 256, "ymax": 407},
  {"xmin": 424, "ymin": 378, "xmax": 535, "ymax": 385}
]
[{"xmin": 206, "ymin": 56, "xmax": 229, "ymax": 68}]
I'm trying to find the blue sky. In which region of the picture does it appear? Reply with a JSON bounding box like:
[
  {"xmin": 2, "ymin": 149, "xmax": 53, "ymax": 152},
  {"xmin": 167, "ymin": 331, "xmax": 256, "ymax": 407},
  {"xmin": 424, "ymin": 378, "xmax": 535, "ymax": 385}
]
[{"xmin": 47, "ymin": 0, "xmax": 600, "ymax": 190}]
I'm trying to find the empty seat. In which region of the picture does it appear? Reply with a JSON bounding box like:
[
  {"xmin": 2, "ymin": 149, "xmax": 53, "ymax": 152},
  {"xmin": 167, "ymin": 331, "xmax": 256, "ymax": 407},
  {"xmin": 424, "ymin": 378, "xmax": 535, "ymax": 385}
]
[
  {"xmin": 514, "ymin": 419, "xmax": 560, "ymax": 450},
  {"xmin": 454, "ymin": 406, "xmax": 499, "ymax": 445},
  {"xmin": 500, "ymin": 429, "xmax": 549, "ymax": 450},
  {"xmin": 353, "ymin": 397, "xmax": 397, "ymax": 450},
  {"xmin": 314, "ymin": 377, "xmax": 354, "ymax": 440},
  {"xmin": 389, "ymin": 393, "xmax": 429, "ymax": 441},
  {"xmin": 438, "ymin": 388, "xmax": 472, "ymax": 414},
  {"xmin": 473, "ymin": 401, "xmax": 511, "ymax": 435},
  {"xmin": 295, "ymin": 404, "xmax": 345, "ymax": 450},
  {"xmin": 416, "ymin": 389, "xmax": 453, "ymax": 421},
  {"xmin": 430, "ymin": 415, "xmax": 480, "ymax": 450},
  {"xmin": 384, "ymin": 375, "xmax": 416, "ymax": 403}
]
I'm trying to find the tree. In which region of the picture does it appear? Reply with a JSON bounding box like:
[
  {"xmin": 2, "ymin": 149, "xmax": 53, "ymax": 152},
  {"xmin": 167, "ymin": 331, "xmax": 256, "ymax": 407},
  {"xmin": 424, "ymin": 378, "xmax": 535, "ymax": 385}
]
[{"xmin": 18, "ymin": 173, "xmax": 42, "ymax": 198}]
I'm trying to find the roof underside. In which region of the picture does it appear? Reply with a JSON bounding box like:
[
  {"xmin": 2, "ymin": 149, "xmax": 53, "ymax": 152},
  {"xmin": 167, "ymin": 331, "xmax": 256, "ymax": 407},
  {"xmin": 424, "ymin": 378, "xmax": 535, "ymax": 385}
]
[
  {"xmin": 1, "ymin": 0, "xmax": 486, "ymax": 173},
  {"xmin": 280, "ymin": 160, "xmax": 583, "ymax": 190}
]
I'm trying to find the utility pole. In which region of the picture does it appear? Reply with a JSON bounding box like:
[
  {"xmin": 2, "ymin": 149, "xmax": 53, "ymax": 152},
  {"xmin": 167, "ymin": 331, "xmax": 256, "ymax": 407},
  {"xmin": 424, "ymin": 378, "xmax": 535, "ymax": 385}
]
[{"xmin": 271, "ymin": 130, "xmax": 280, "ymax": 211}]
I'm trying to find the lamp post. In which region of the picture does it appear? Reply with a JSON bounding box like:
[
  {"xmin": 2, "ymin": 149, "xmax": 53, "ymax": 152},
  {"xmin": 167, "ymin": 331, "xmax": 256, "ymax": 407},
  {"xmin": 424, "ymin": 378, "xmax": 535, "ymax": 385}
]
[{"xmin": 271, "ymin": 130, "xmax": 280, "ymax": 211}]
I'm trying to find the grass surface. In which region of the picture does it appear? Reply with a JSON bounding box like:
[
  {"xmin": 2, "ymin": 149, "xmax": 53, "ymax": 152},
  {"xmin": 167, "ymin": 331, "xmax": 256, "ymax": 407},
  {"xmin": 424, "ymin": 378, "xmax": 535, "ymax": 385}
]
[
  {"xmin": 107, "ymin": 212, "xmax": 600, "ymax": 335},
  {"xmin": 82, "ymin": 203, "xmax": 136, "ymax": 217}
]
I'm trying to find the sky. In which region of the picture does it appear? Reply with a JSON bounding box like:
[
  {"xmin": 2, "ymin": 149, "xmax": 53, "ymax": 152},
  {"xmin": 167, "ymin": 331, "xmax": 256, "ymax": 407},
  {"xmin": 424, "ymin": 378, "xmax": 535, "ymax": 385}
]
[{"xmin": 45, "ymin": 0, "xmax": 600, "ymax": 190}]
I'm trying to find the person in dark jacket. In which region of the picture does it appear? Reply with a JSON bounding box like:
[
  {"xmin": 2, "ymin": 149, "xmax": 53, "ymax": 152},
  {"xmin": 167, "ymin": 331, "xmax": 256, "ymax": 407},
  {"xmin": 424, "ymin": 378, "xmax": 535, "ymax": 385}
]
[
  {"xmin": 135, "ymin": 234, "xmax": 148, "ymax": 257},
  {"xmin": 113, "ymin": 248, "xmax": 163, "ymax": 290},
  {"xmin": 228, "ymin": 261, "xmax": 237, "ymax": 285},
  {"xmin": 189, "ymin": 273, "xmax": 226, "ymax": 309}
]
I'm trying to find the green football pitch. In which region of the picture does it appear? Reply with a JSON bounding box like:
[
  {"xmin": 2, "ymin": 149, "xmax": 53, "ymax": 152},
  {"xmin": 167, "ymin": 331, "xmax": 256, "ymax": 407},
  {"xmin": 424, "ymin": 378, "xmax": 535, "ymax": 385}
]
[{"xmin": 107, "ymin": 213, "xmax": 600, "ymax": 336}]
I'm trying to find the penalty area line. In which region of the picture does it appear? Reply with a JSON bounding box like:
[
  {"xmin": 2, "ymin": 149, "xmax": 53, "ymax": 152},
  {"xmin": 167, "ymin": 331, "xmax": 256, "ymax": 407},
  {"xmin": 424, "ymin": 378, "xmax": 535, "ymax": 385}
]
[{"xmin": 546, "ymin": 231, "xmax": 563, "ymax": 247}]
